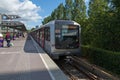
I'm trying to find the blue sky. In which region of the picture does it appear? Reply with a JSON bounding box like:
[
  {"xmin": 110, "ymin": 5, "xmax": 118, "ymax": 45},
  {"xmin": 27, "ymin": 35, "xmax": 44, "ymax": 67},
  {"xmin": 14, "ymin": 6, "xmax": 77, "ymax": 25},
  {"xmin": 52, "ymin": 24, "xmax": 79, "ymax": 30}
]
[
  {"xmin": 31, "ymin": 0, "xmax": 65, "ymax": 17},
  {"xmin": 0, "ymin": 0, "xmax": 89, "ymax": 30}
]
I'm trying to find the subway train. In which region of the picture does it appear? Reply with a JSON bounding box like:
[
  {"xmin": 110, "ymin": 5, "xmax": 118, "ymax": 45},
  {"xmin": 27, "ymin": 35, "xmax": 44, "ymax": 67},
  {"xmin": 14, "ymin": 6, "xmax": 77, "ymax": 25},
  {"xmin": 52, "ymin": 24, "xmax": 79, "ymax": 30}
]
[{"xmin": 30, "ymin": 20, "xmax": 81, "ymax": 59}]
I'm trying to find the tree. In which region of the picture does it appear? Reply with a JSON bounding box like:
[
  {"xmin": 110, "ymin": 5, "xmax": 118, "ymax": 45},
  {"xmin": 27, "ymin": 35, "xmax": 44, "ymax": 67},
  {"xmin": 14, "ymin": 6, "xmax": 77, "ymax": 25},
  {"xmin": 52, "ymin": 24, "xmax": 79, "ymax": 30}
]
[
  {"xmin": 72, "ymin": 0, "xmax": 86, "ymax": 22},
  {"xmin": 55, "ymin": 3, "xmax": 65, "ymax": 19},
  {"xmin": 30, "ymin": 27, "xmax": 35, "ymax": 32},
  {"xmin": 42, "ymin": 3, "xmax": 65, "ymax": 24},
  {"xmin": 107, "ymin": 0, "xmax": 120, "ymax": 51},
  {"xmin": 51, "ymin": 9, "xmax": 58, "ymax": 20},
  {"xmin": 51, "ymin": 3, "xmax": 65, "ymax": 19},
  {"xmin": 87, "ymin": 0, "xmax": 109, "ymax": 48},
  {"xmin": 65, "ymin": 0, "xmax": 73, "ymax": 20},
  {"xmin": 42, "ymin": 16, "xmax": 52, "ymax": 24}
]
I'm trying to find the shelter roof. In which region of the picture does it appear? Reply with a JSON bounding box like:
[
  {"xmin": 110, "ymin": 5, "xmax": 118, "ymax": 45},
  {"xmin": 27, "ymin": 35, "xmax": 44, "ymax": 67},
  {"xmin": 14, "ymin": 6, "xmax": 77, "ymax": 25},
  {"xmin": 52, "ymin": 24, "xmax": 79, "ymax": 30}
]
[{"xmin": 0, "ymin": 21, "xmax": 27, "ymax": 31}]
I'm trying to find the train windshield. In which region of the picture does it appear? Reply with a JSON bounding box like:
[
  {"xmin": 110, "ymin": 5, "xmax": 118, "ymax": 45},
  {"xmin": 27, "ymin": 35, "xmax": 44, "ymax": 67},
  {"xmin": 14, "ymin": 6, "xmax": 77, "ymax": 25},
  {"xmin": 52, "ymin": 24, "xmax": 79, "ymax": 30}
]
[{"xmin": 55, "ymin": 24, "xmax": 79, "ymax": 49}]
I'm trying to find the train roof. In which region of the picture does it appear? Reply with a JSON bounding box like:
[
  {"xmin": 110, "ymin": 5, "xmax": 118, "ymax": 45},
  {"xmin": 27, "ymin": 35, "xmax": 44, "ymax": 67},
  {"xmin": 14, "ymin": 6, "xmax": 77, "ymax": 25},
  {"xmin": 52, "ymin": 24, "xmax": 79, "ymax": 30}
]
[
  {"xmin": 44, "ymin": 20, "xmax": 80, "ymax": 26},
  {"xmin": 33, "ymin": 20, "xmax": 80, "ymax": 31}
]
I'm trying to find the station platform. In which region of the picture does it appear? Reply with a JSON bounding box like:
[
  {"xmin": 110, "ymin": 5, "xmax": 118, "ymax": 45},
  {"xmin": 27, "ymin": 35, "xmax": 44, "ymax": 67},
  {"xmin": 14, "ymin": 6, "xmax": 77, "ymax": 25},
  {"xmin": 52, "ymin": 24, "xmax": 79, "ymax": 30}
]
[{"xmin": 0, "ymin": 35, "xmax": 68, "ymax": 80}]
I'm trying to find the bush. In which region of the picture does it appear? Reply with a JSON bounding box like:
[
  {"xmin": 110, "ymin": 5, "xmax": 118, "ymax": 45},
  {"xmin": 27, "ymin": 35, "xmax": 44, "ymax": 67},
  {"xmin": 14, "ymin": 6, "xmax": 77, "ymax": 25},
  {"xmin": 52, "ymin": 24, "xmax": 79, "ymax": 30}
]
[{"xmin": 81, "ymin": 45, "xmax": 120, "ymax": 74}]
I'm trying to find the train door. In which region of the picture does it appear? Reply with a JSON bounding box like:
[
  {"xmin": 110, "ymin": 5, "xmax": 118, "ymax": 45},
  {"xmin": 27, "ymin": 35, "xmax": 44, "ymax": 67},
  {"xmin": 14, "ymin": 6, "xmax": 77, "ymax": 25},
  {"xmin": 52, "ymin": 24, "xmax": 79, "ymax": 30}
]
[
  {"xmin": 41, "ymin": 28, "xmax": 45, "ymax": 48},
  {"xmin": 44, "ymin": 27, "xmax": 51, "ymax": 52}
]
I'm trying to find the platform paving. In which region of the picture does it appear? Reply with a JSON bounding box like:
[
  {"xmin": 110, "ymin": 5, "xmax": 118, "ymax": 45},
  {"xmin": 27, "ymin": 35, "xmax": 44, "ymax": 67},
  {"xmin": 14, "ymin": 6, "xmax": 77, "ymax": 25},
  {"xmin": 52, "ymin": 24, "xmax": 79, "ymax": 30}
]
[{"xmin": 0, "ymin": 36, "xmax": 53, "ymax": 80}]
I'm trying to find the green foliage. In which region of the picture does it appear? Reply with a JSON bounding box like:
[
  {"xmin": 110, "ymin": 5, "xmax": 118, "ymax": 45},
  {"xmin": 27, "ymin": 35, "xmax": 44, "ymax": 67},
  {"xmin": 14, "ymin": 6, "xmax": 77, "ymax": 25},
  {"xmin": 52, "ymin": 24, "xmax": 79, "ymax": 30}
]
[
  {"xmin": 29, "ymin": 28, "xmax": 35, "ymax": 32},
  {"xmin": 83, "ymin": 0, "xmax": 120, "ymax": 51},
  {"xmin": 65, "ymin": 0, "xmax": 73, "ymax": 20},
  {"xmin": 42, "ymin": 16, "xmax": 52, "ymax": 25},
  {"xmin": 81, "ymin": 45, "xmax": 120, "ymax": 74},
  {"xmin": 56, "ymin": 3, "xmax": 65, "ymax": 19},
  {"xmin": 72, "ymin": 0, "xmax": 86, "ymax": 22},
  {"xmin": 42, "ymin": 3, "xmax": 66, "ymax": 24}
]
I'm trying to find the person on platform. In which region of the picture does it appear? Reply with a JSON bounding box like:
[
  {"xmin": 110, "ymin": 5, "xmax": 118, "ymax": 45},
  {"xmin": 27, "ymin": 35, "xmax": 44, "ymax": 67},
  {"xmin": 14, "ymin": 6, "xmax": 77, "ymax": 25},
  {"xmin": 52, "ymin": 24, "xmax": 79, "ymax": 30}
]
[
  {"xmin": 0, "ymin": 33, "xmax": 4, "ymax": 47},
  {"xmin": 5, "ymin": 32, "xmax": 12, "ymax": 47}
]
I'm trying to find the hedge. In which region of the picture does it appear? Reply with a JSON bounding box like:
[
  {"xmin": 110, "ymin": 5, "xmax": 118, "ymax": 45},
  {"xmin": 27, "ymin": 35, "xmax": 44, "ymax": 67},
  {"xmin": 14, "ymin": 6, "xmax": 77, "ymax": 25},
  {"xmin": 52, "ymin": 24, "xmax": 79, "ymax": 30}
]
[{"xmin": 81, "ymin": 45, "xmax": 120, "ymax": 75}]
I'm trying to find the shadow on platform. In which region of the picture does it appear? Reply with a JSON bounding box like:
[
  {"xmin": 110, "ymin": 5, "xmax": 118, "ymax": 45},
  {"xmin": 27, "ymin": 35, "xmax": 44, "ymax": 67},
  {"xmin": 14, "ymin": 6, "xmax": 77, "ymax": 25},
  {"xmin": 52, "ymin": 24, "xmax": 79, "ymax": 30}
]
[
  {"xmin": 23, "ymin": 36, "xmax": 44, "ymax": 53},
  {"xmin": 0, "ymin": 69, "xmax": 52, "ymax": 80}
]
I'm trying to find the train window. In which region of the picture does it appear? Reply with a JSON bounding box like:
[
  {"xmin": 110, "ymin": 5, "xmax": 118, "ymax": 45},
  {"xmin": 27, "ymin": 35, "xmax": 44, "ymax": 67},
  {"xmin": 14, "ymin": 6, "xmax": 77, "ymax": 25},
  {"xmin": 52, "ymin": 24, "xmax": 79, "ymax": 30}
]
[
  {"xmin": 48, "ymin": 28, "xmax": 50, "ymax": 41},
  {"xmin": 45, "ymin": 27, "xmax": 50, "ymax": 41},
  {"xmin": 40, "ymin": 29, "xmax": 42, "ymax": 40},
  {"xmin": 55, "ymin": 29, "xmax": 60, "ymax": 33},
  {"xmin": 55, "ymin": 24, "xmax": 79, "ymax": 49}
]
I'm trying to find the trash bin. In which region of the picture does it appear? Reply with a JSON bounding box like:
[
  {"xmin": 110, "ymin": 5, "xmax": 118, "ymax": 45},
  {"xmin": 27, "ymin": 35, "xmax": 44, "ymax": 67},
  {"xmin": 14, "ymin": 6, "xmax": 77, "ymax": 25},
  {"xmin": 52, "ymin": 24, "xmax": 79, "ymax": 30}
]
[{"xmin": 0, "ymin": 33, "xmax": 4, "ymax": 47}]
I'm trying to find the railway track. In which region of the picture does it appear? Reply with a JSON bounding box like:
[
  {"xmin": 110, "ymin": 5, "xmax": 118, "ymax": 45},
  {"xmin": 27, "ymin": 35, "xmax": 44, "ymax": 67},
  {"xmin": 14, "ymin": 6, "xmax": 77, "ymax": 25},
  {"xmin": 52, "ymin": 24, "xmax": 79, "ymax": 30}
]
[
  {"xmin": 68, "ymin": 56, "xmax": 101, "ymax": 80},
  {"xmin": 55, "ymin": 57, "xmax": 98, "ymax": 80},
  {"xmin": 56, "ymin": 59, "xmax": 88, "ymax": 80},
  {"xmin": 55, "ymin": 56, "xmax": 119, "ymax": 80}
]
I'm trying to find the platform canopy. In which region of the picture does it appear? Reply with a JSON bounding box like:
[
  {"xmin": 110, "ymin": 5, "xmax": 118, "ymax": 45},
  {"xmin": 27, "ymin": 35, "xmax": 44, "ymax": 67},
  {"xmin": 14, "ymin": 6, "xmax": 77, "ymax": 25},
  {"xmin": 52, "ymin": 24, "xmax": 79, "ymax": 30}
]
[
  {"xmin": 0, "ymin": 21, "xmax": 27, "ymax": 31},
  {"xmin": 0, "ymin": 14, "xmax": 27, "ymax": 31}
]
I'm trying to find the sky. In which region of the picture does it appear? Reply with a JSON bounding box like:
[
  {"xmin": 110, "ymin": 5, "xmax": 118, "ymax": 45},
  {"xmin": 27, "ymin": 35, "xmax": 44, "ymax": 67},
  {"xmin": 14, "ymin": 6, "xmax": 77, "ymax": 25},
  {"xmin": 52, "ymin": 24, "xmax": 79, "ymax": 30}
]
[{"xmin": 0, "ymin": 0, "xmax": 89, "ymax": 30}]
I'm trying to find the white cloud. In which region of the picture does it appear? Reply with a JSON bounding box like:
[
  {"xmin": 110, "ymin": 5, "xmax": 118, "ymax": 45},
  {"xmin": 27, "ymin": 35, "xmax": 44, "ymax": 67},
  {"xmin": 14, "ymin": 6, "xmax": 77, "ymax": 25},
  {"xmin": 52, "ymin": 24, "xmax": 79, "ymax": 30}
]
[{"xmin": 0, "ymin": 0, "xmax": 42, "ymax": 23}]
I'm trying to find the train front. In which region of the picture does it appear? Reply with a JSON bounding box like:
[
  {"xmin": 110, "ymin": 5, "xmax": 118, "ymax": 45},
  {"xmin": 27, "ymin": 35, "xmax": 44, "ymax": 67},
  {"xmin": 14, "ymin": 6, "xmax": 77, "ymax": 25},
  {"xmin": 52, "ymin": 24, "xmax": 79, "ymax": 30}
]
[{"xmin": 53, "ymin": 20, "xmax": 81, "ymax": 58}]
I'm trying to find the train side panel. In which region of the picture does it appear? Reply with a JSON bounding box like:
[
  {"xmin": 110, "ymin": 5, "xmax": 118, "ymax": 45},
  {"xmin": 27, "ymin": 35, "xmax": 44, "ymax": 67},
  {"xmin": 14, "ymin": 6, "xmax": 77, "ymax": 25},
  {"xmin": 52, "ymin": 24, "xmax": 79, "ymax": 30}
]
[
  {"xmin": 50, "ymin": 23, "xmax": 55, "ymax": 54},
  {"xmin": 44, "ymin": 28, "xmax": 50, "ymax": 53},
  {"xmin": 44, "ymin": 22, "xmax": 55, "ymax": 56}
]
